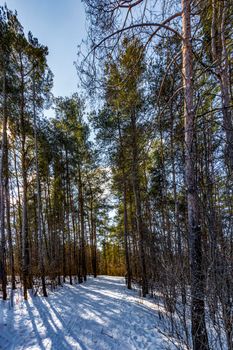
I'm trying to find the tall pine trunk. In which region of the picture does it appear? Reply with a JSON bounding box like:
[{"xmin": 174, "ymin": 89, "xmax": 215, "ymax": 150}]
[
  {"xmin": 117, "ymin": 117, "xmax": 131, "ymax": 289},
  {"xmin": 5, "ymin": 145, "xmax": 16, "ymax": 291},
  {"xmin": 131, "ymin": 111, "xmax": 148, "ymax": 297},
  {"xmin": 65, "ymin": 147, "xmax": 73, "ymax": 285},
  {"xmin": 182, "ymin": 0, "xmax": 209, "ymax": 348},
  {"xmin": 0, "ymin": 68, "xmax": 8, "ymax": 300},
  {"xmin": 78, "ymin": 165, "xmax": 86, "ymax": 281},
  {"xmin": 20, "ymin": 57, "xmax": 30, "ymax": 300},
  {"xmin": 32, "ymin": 72, "xmax": 47, "ymax": 297},
  {"xmin": 89, "ymin": 188, "xmax": 97, "ymax": 278}
]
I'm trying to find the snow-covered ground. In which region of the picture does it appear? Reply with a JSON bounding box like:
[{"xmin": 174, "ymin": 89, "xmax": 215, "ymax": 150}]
[{"xmin": 0, "ymin": 276, "xmax": 179, "ymax": 350}]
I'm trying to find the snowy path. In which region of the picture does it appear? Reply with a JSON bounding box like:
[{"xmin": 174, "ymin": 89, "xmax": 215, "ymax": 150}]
[{"xmin": 0, "ymin": 276, "xmax": 177, "ymax": 350}]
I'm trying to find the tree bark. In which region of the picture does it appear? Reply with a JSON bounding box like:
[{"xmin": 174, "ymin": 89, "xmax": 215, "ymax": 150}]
[
  {"xmin": 0, "ymin": 68, "xmax": 8, "ymax": 300},
  {"xmin": 78, "ymin": 165, "xmax": 87, "ymax": 281},
  {"xmin": 182, "ymin": 0, "xmax": 209, "ymax": 348},
  {"xmin": 5, "ymin": 146, "xmax": 16, "ymax": 291},
  {"xmin": 117, "ymin": 116, "xmax": 132, "ymax": 289},
  {"xmin": 65, "ymin": 147, "xmax": 73, "ymax": 285},
  {"xmin": 89, "ymin": 187, "xmax": 97, "ymax": 278},
  {"xmin": 32, "ymin": 71, "xmax": 47, "ymax": 297},
  {"xmin": 130, "ymin": 110, "xmax": 148, "ymax": 296},
  {"xmin": 20, "ymin": 56, "xmax": 30, "ymax": 300}
]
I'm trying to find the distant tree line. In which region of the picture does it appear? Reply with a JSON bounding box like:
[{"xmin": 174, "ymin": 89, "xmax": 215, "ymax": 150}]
[{"xmin": 0, "ymin": 6, "xmax": 122, "ymax": 303}]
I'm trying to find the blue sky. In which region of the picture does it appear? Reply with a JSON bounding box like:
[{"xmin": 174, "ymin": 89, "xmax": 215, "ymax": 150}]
[{"xmin": 0, "ymin": 0, "xmax": 86, "ymax": 98}]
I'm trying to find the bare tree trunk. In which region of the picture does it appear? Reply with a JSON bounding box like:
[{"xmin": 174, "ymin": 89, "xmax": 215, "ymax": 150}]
[
  {"xmin": 117, "ymin": 117, "xmax": 131, "ymax": 289},
  {"xmin": 5, "ymin": 146, "xmax": 16, "ymax": 291},
  {"xmin": 89, "ymin": 188, "xmax": 97, "ymax": 278},
  {"xmin": 62, "ymin": 211, "xmax": 66, "ymax": 283},
  {"xmin": 13, "ymin": 147, "xmax": 22, "ymax": 273},
  {"xmin": 20, "ymin": 58, "xmax": 30, "ymax": 300},
  {"xmin": 211, "ymin": 1, "xmax": 233, "ymax": 347},
  {"xmin": 69, "ymin": 187, "xmax": 78, "ymax": 279},
  {"xmin": 77, "ymin": 213, "xmax": 82, "ymax": 283},
  {"xmin": 123, "ymin": 178, "xmax": 132, "ymax": 289},
  {"xmin": 78, "ymin": 165, "xmax": 87, "ymax": 281},
  {"xmin": 182, "ymin": 0, "xmax": 209, "ymax": 348},
  {"xmin": 131, "ymin": 111, "xmax": 148, "ymax": 297},
  {"xmin": 32, "ymin": 72, "xmax": 47, "ymax": 297},
  {"xmin": 65, "ymin": 147, "xmax": 72, "ymax": 285},
  {"xmin": 0, "ymin": 69, "xmax": 8, "ymax": 300}
]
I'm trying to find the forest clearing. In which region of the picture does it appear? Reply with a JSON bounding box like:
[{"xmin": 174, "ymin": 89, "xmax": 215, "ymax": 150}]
[{"xmin": 0, "ymin": 0, "xmax": 233, "ymax": 349}]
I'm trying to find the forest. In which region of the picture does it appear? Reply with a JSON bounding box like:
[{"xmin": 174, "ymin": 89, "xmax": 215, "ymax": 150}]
[{"xmin": 0, "ymin": 1, "xmax": 233, "ymax": 349}]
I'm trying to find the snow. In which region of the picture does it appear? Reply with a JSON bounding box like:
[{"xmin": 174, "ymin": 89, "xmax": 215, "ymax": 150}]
[{"xmin": 0, "ymin": 276, "xmax": 179, "ymax": 350}]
